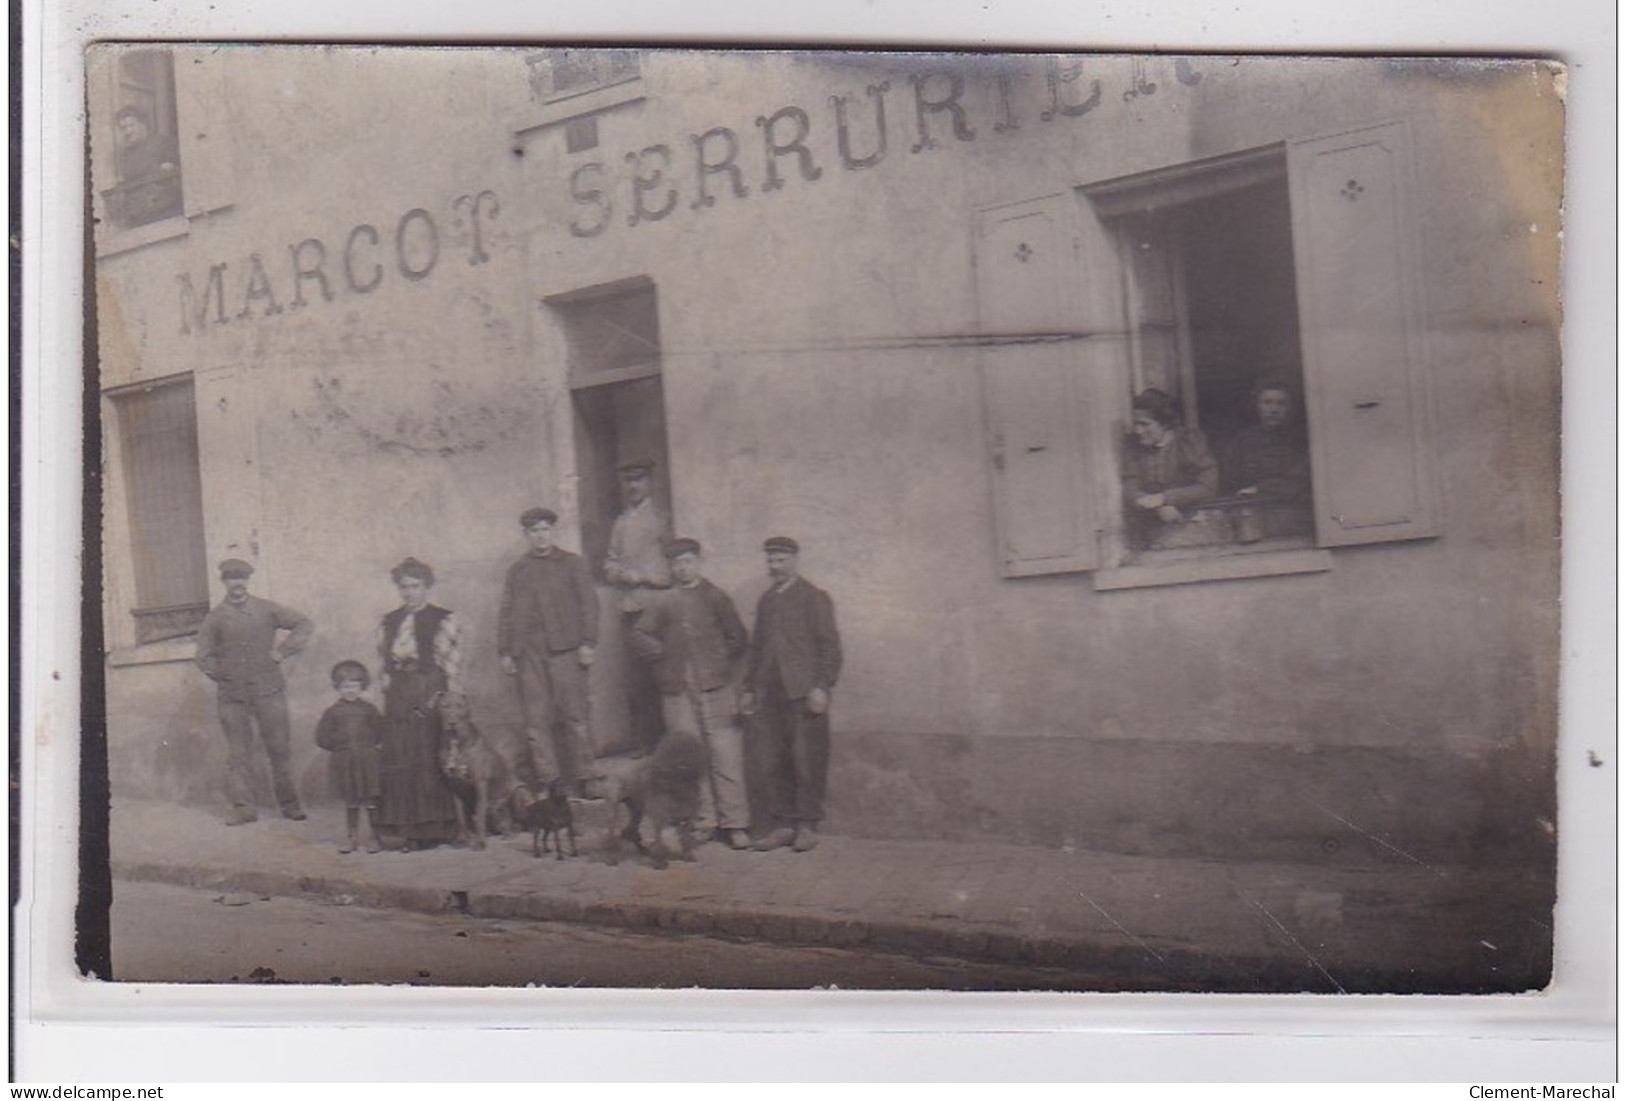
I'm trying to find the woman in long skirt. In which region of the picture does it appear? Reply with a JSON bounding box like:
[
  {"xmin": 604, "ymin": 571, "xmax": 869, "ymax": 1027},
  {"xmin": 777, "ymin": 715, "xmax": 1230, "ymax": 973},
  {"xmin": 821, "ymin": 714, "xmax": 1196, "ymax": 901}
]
[{"xmin": 374, "ymin": 556, "xmax": 464, "ymax": 849}]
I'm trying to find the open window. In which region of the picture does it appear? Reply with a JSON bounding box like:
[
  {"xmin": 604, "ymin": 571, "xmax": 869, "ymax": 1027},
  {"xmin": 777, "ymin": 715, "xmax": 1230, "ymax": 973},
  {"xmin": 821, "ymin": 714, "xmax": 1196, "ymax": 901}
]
[
  {"xmin": 548, "ymin": 277, "xmax": 673, "ymax": 573},
  {"xmin": 976, "ymin": 121, "xmax": 1439, "ymax": 588},
  {"xmin": 1094, "ymin": 149, "xmax": 1314, "ymax": 560},
  {"xmin": 518, "ymin": 49, "xmax": 646, "ymax": 154},
  {"xmin": 92, "ymin": 45, "xmax": 239, "ymax": 255},
  {"xmin": 103, "ymin": 49, "xmax": 185, "ymax": 230}
]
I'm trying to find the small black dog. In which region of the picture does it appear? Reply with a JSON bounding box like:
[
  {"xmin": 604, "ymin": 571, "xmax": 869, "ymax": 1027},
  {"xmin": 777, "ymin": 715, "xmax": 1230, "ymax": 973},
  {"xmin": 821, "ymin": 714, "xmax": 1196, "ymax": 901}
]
[{"xmin": 508, "ymin": 778, "xmax": 577, "ymax": 860}]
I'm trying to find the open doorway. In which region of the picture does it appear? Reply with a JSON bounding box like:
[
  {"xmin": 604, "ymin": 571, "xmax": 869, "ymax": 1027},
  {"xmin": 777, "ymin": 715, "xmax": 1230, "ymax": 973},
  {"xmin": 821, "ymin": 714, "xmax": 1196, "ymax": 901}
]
[{"xmin": 547, "ymin": 276, "xmax": 673, "ymax": 573}]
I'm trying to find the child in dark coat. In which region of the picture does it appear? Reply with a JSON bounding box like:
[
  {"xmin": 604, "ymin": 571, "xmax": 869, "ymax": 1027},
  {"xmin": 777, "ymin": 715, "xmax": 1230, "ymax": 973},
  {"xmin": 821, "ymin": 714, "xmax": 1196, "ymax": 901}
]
[{"xmin": 315, "ymin": 660, "xmax": 384, "ymax": 853}]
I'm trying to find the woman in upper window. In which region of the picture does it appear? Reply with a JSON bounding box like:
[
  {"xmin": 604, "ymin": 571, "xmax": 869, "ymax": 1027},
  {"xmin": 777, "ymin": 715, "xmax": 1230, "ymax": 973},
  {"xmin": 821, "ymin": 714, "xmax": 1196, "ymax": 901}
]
[
  {"xmin": 1221, "ymin": 378, "xmax": 1311, "ymax": 502},
  {"xmin": 1122, "ymin": 387, "xmax": 1219, "ymax": 543},
  {"xmin": 113, "ymin": 106, "xmax": 178, "ymax": 182},
  {"xmin": 1221, "ymin": 378, "xmax": 1313, "ymax": 542}
]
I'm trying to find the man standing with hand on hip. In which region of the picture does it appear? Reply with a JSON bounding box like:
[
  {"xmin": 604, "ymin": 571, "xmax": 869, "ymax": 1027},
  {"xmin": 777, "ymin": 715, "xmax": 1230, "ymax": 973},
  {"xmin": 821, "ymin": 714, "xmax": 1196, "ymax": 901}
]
[
  {"xmin": 741, "ymin": 536, "xmax": 842, "ymax": 853},
  {"xmin": 195, "ymin": 558, "xmax": 314, "ymax": 826}
]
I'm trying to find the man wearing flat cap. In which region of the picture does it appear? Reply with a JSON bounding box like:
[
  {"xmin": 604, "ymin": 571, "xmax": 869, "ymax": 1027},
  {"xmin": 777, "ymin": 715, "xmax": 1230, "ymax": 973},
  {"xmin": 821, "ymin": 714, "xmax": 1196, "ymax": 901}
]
[
  {"xmin": 629, "ymin": 538, "xmax": 752, "ymax": 849},
  {"xmin": 498, "ymin": 507, "xmax": 600, "ymax": 793},
  {"xmin": 741, "ymin": 536, "xmax": 842, "ymax": 853},
  {"xmin": 195, "ymin": 558, "xmax": 315, "ymax": 826},
  {"xmin": 602, "ymin": 458, "xmax": 672, "ymax": 755}
]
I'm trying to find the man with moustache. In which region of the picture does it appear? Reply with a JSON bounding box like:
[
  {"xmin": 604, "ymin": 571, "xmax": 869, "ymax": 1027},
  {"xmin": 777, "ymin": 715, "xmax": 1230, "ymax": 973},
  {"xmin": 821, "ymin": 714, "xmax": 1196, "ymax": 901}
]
[
  {"xmin": 194, "ymin": 558, "xmax": 314, "ymax": 826},
  {"xmin": 740, "ymin": 537, "xmax": 842, "ymax": 853}
]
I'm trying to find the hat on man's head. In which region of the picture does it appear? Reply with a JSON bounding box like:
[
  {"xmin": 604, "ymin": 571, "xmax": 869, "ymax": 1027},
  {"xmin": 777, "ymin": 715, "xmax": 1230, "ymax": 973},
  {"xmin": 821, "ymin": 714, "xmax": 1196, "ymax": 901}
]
[
  {"xmin": 615, "ymin": 458, "xmax": 655, "ymax": 475},
  {"xmin": 218, "ymin": 558, "xmax": 254, "ymax": 579},
  {"xmin": 763, "ymin": 536, "xmax": 800, "ymax": 555},
  {"xmin": 664, "ymin": 537, "xmax": 702, "ymax": 559},
  {"xmin": 519, "ymin": 506, "xmax": 558, "ymax": 529}
]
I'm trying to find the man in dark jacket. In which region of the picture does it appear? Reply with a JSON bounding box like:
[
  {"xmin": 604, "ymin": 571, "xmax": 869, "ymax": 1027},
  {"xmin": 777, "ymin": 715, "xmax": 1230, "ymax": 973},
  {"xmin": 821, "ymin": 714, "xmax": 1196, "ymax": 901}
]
[
  {"xmin": 629, "ymin": 538, "xmax": 751, "ymax": 849},
  {"xmin": 741, "ymin": 536, "xmax": 842, "ymax": 853},
  {"xmin": 194, "ymin": 558, "xmax": 314, "ymax": 825},
  {"xmin": 498, "ymin": 507, "xmax": 600, "ymax": 793}
]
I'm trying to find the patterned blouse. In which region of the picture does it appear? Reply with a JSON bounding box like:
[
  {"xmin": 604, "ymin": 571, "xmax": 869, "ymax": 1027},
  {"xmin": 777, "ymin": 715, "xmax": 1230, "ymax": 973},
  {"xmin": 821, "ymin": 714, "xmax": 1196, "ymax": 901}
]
[{"xmin": 373, "ymin": 608, "xmax": 465, "ymax": 694}]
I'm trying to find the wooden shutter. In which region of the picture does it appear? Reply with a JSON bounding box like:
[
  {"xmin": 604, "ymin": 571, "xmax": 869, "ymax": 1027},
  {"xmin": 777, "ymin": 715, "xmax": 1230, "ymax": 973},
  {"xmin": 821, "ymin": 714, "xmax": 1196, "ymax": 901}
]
[
  {"xmin": 115, "ymin": 377, "xmax": 210, "ymax": 640},
  {"xmin": 974, "ymin": 194, "xmax": 1098, "ymax": 576},
  {"xmin": 1288, "ymin": 120, "xmax": 1440, "ymax": 546}
]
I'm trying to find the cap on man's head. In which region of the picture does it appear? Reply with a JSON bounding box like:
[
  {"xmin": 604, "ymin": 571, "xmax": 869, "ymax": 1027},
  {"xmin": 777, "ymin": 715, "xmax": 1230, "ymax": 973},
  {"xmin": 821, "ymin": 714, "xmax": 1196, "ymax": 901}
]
[
  {"xmin": 218, "ymin": 558, "xmax": 254, "ymax": 579},
  {"xmin": 763, "ymin": 536, "xmax": 799, "ymax": 555},
  {"xmin": 616, "ymin": 459, "xmax": 654, "ymax": 475},
  {"xmin": 519, "ymin": 506, "xmax": 558, "ymax": 529},
  {"xmin": 664, "ymin": 537, "xmax": 702, "ymax": 559}
]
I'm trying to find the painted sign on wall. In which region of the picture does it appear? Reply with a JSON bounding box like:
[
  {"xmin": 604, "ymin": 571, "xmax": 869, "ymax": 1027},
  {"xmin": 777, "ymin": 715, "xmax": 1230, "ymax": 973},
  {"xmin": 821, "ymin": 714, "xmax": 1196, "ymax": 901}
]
[
  {"xmin": 175, "ymin": 191, "xmax": 500, "ymax": 334},
  {"xmin": 567, "ymin": 57, "xmax": 1202, "ymax": 237}
]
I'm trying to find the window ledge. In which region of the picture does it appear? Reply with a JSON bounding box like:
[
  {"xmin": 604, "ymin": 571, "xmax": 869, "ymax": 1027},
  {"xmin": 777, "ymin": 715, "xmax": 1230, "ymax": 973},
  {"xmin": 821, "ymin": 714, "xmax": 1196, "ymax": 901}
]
[
  {"xmin": 95, "ymin": 214, "xmax": 190, "ymax": 259},
  {"xmin": 1093, "ymin": 548, "xmax": 1334, "ymax": 591},
  {"xmin": 513, "ymin": 80, "xmax": 645, "ymax": 136},
  {"xmin": 108, "ymin": 636, "xmax": 197, "ymax": 668}
]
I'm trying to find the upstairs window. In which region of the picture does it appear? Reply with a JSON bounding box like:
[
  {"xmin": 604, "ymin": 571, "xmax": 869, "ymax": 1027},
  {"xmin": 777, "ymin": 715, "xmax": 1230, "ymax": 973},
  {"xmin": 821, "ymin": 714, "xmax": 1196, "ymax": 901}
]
[
  {"xmin": 975, "ymin": 121, "xmax": 1440, "ymax": 588},
  {"xmin": 526, "ymin": 49, "xmax": 642, "ymax": 104},
  {"xmin": 1105, "ymin": 166, "xmax": 1315, "ymax": 559},
  {"xmin": 103, "ymin": 49, "xmax": 185, "ymax": 230},
  {"xmin": 517, "ymin": 49, "xmax": 646, "ymax": 155},
  {"xmin": 92, "ymin": 45, "xmax": 238, "ymax": 254}
]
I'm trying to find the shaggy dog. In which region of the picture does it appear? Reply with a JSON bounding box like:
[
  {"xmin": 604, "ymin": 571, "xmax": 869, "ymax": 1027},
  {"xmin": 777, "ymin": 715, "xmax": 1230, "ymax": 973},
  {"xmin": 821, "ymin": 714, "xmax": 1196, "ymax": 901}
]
[
  {"xmin": 434, "ymin": 690, "xmax": 515, "ymax": 849},
  {"xmin": 508, "ymin": 778, "xmax": 577, "ymax": 860},
  {"xmin": 595, "ymin": 730, "xmax": 706, "ymax": 870}
]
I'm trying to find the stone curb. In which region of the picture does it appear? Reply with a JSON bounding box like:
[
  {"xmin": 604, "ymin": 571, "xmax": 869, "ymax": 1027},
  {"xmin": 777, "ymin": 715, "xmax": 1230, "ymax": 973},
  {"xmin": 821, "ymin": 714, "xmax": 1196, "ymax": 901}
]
[
  {"xmin": 110, "ymin": 856, "xmax": 1495, "ymax": 993},
  {"xmin": 116, "ymin": 860, "xmax": 461, "ymax": 916}
]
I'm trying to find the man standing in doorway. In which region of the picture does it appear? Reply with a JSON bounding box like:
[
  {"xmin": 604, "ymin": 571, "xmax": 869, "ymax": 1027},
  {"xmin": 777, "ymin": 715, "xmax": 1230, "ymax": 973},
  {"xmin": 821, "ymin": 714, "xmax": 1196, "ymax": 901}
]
[
  {"xmin": 602, "ymin": 459, "xmax": 671, "ymax": 755},
  {"xmin": 195, "ymin": 558, "xmax": 314, "ymax": 826},
  {"xmin": 742, "ymin": 536, "xmax": 842, "ymax": 853},
  {"xmin": 499, "ymin": 507, "xmax": 600, "ymax": 794}
]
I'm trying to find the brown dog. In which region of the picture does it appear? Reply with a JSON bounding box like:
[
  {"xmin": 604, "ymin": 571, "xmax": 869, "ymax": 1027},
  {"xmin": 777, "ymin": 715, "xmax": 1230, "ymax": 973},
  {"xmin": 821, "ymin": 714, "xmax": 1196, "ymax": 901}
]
[
  {"xmin": 595, "ymin": 729, "xmax": 706, "ymax": 870},
  {"xmin": 435, "ymin": 690, "xmax": 515, "ymax": 850},
  {"xmin": 508, "ymin": 778, "xmax": 577, "ymax": 860}
]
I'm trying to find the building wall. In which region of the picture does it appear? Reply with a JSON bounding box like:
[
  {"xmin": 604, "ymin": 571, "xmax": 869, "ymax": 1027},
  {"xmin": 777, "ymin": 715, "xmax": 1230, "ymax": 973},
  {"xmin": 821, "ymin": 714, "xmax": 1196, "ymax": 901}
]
[{"xmin": 94, "ymin": 49, "xmax": 1562, "ymax": 866}]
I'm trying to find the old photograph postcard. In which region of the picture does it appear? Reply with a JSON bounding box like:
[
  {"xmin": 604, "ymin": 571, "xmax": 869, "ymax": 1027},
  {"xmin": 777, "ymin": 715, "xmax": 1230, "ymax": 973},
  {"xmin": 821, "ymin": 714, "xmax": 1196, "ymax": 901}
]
[{"xmin": 83, "ymin": 45, "xmax": 1565, "ymax": 997}]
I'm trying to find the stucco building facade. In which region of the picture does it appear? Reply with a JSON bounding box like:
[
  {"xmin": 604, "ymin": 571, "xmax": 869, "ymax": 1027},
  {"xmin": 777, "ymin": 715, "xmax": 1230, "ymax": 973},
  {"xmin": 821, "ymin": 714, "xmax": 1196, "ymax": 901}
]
[{"xmin": 91, "ymin": 48, "xmax": 1562, "ymax": 874}]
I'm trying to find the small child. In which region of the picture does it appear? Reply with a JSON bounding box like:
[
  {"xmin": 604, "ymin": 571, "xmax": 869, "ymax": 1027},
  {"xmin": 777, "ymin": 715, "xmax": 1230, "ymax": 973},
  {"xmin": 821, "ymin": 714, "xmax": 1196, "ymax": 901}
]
[{"xmin": 314, "ymin": 659, "xmax": 384, "ymax": 853}]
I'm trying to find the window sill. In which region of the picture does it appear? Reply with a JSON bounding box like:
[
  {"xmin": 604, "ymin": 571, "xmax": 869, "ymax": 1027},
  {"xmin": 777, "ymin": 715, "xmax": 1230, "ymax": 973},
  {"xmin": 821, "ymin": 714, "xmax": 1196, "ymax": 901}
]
[
  {"xmin": 108, "ymin": 636, "xmax": 197, "ymax": 668},
  {"xmin": 95, "ymin": 214, "xmax": 190, "ymax": 259},
  {"xmin": 1093, "ymin": 547, "xmax": 1334, "ymax": 591},
  {"xmin": 513, "ymin": 80, "xmax": 646, "ymax": 136}
]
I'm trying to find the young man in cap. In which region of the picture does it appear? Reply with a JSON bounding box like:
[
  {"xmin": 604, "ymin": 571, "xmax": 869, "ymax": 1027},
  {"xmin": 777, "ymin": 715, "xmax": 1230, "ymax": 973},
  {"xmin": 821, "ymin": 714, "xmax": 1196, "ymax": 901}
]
[
  {"xmin": 629, "ymin": 538, "xmax": 752, "ymax": 849},
  {"xmin": 602, "ymin": 459, "xmax": 672, "ymax": 755},
  {"xmin": 741, "ymin": 537, "xmax": 842, "ymax": 853},
  {"xmin": 498, "ymin": 507, "xmax": 600, "ymax": 794},
  {"xmin": 194, "ymin": 558, "xmax": 315, "ymax": 825}
]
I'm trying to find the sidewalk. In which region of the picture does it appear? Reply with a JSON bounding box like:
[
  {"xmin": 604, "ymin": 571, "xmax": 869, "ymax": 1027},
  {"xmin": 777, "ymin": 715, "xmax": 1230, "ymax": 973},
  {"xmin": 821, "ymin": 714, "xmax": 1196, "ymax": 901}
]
[{"xmin": 109, "ymin": 798, "xmax": 1552, "ymax": 993}]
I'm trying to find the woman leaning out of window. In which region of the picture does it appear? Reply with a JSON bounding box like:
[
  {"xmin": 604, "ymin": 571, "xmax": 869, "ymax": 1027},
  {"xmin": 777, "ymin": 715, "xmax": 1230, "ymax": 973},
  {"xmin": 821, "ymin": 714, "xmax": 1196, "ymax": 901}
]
[{"xmin": 1121, "ymin": 387, "xmax": 1219, "ymax": 543}]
